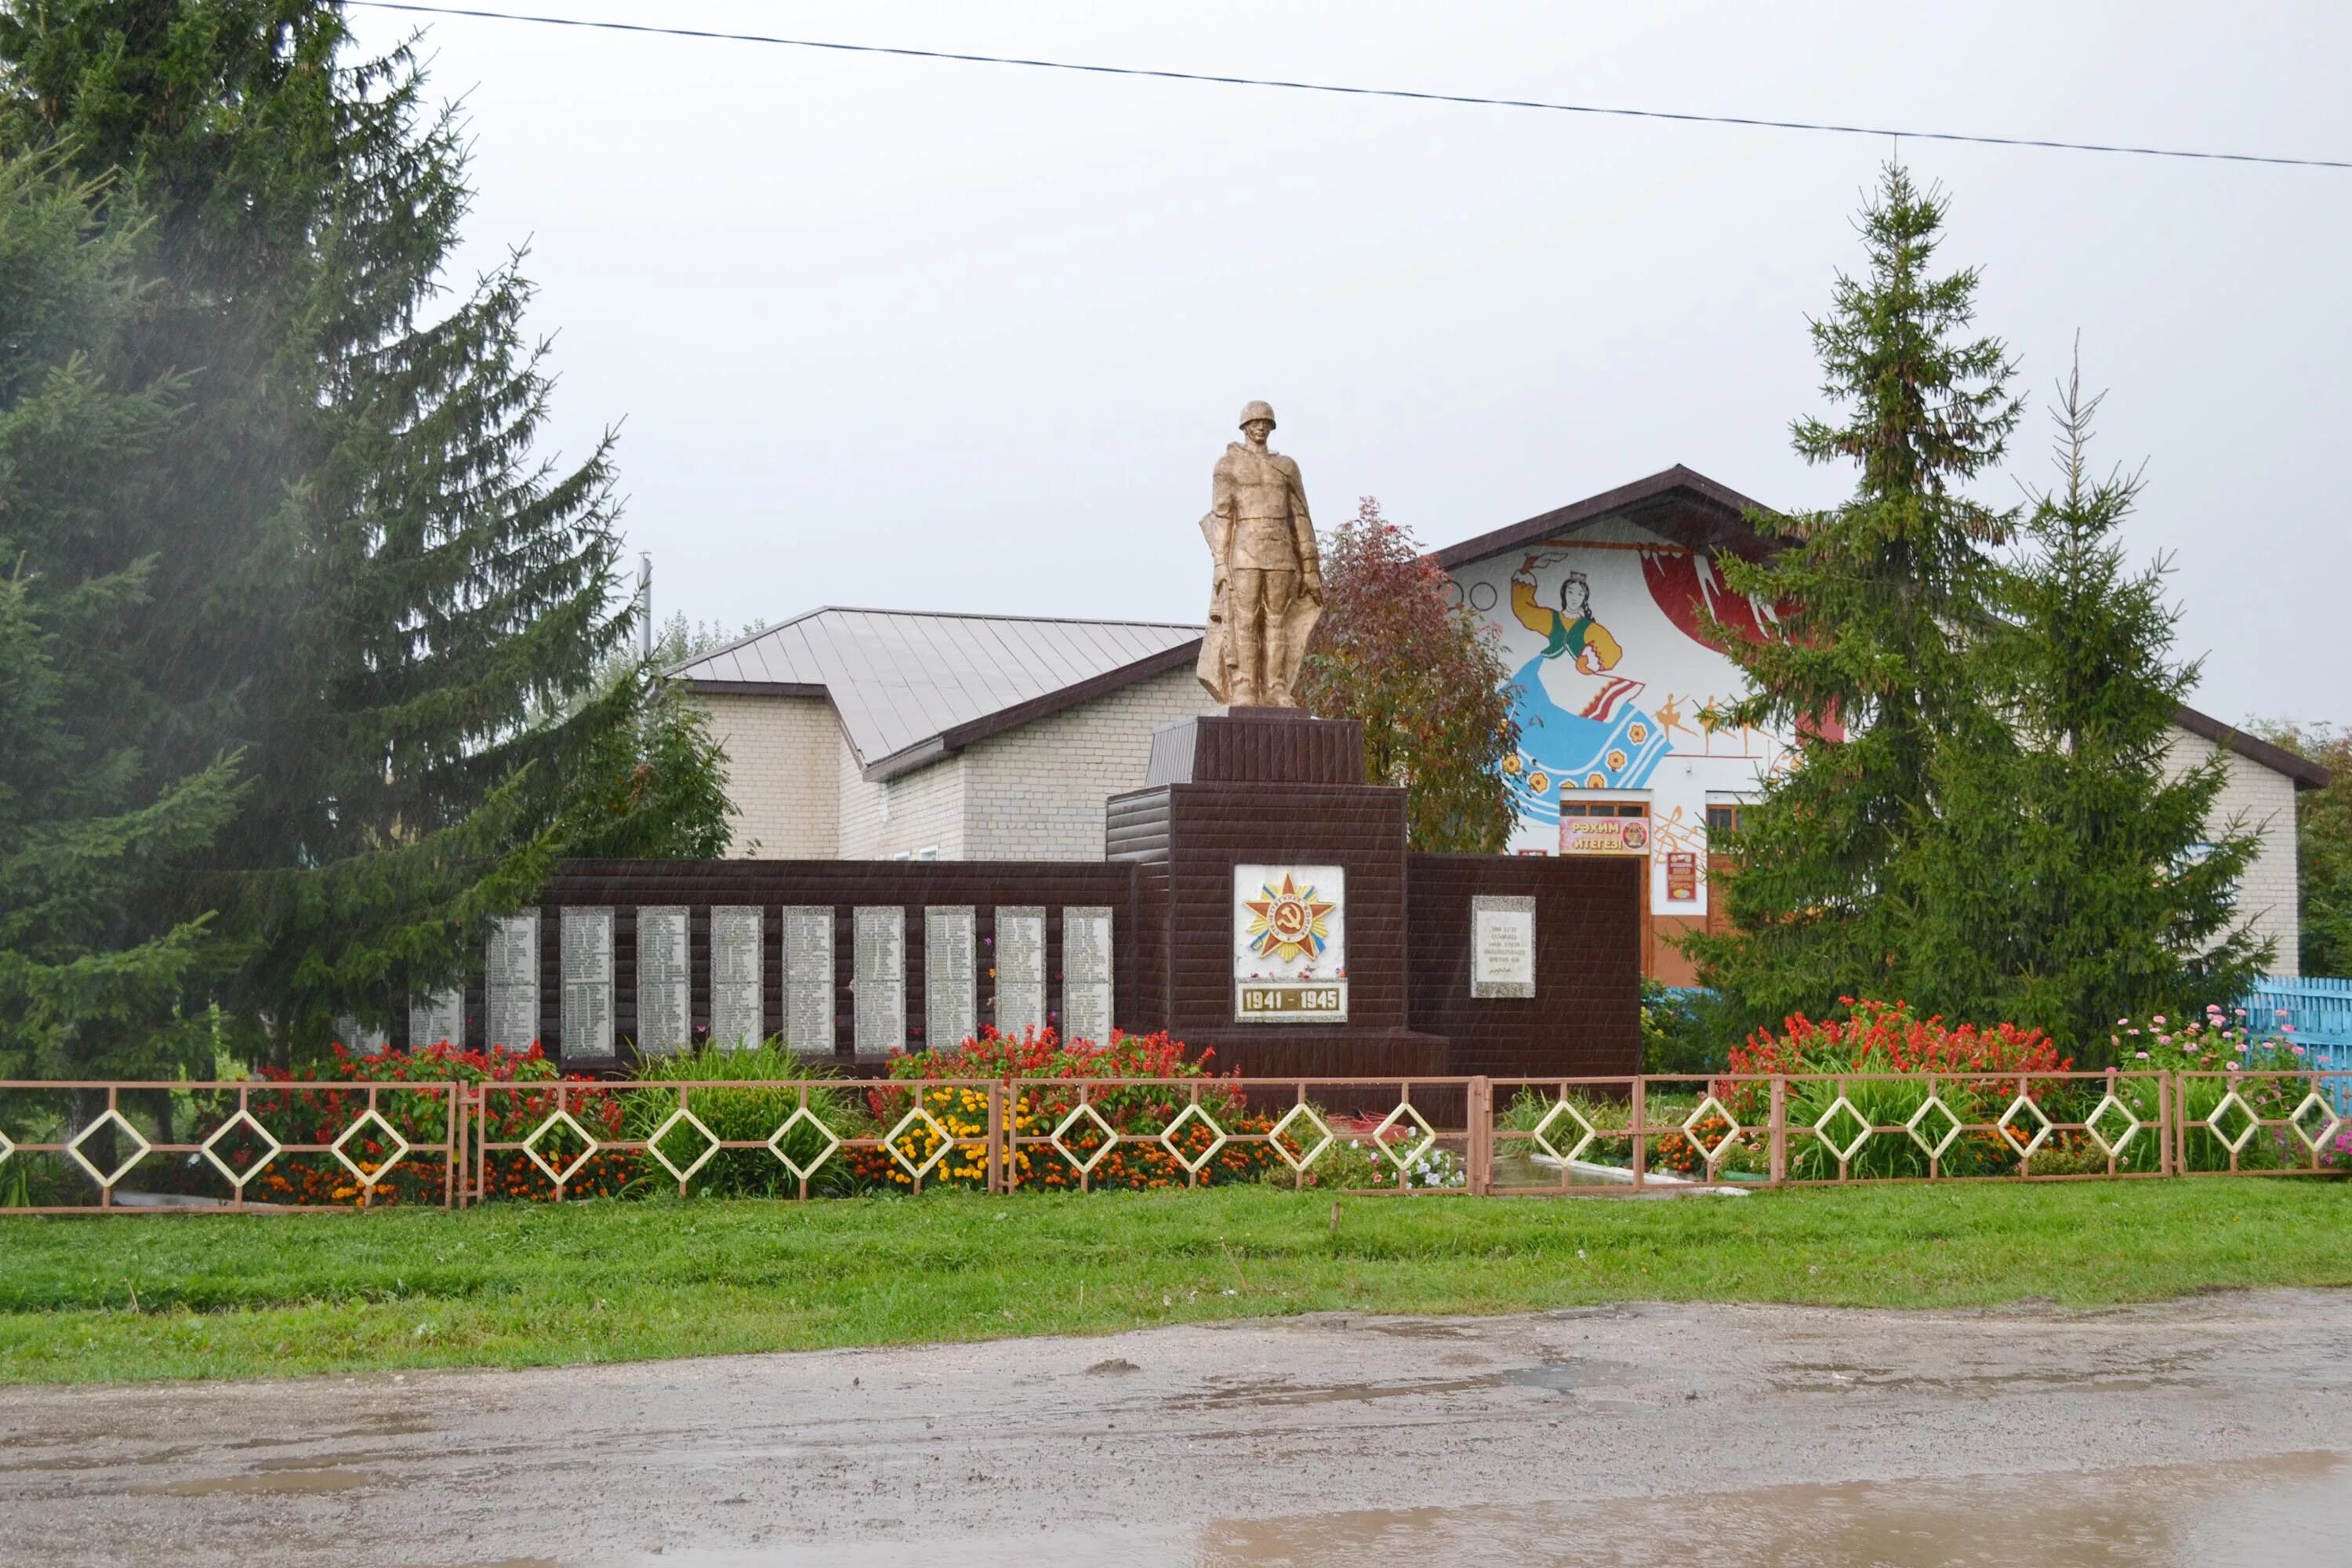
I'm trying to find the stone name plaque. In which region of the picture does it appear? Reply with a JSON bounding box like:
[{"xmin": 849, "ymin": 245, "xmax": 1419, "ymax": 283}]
[
  {"xmin": 925, "ymin": 906, "xmax": 976, "ymax": 1050},
  {"xmin": 408, "ymin": 988, "xmax": 464, "ymax": 1049},
  {"xmin": 784, "ymin": 906, "xmax": 833, "ymax": 1053},
  {"xmin": 561, "ymin": 906, "xmax": 615, "ymax": 1058},
  {"xmin": 710, "ymin": 906, "xmax": 764, "ymax": 1049},
  {"xmin": 1470, "ymin": 894, "xmax": 1537, "ymax": 999},
  {"xmin": 853, "ymin": 906, "xmax": 905, "ymax": 1054},
  {"xmin": 1062, "ymin": 906, "xmax": 1113, "ymax": 1047},
  {"xmin": 636, "ymin": 905, "xmax": 691, "ymax": 1054},
  {"xmin": 994, "ymin": 906, "xmax": 1046, "ymax": 1039},
  {"xmin": 485, "ymin": 913, "xmax": 539, "ymax": 1049}
]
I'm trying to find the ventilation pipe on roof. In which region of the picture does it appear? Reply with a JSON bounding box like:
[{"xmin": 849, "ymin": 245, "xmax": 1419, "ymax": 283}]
[{"xmin": 638, "ymin": 552, "xmax": 653, "ymax": 661}]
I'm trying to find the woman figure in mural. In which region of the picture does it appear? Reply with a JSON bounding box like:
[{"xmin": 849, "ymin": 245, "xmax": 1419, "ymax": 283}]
[
  {"xmin": 1497, "ymin": 549, "xmax": 1668, "ymax": 821},
  {"xmin": 1512, "ymin": 554, "xmax": 1624, "ymax": 676}
]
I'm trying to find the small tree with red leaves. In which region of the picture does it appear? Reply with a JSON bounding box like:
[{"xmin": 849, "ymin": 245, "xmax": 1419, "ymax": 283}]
[{"xmin": 1298, "ymin": 498, "xmax": 1520, "ymax": 852}]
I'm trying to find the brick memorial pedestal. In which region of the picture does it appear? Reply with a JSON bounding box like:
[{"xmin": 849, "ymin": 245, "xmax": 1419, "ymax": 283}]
[{"xmin": 1107, "ymin": 707, "xmax": 1450, "ymax": 1076}]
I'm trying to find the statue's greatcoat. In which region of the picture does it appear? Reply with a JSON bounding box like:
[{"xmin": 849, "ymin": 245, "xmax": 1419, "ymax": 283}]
[{"xmin": 1200, "ymin": 433, "xmax": 1321, "ymax": 706}]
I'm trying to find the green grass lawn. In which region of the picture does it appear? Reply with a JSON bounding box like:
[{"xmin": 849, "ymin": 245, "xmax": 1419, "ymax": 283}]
[{"xmin": 1, "ymin": 1178, "xmax": 2345, "ymax": 1385}]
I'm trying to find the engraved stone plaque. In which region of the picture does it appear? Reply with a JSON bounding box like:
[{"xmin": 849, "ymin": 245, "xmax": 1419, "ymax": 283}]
[
  {"xmin": 710, "ymin": 906, "xmax": 764, "ymax": 1050},
  {"xmin": 1062, "ymin": 906, "xmax": 1114, "ymax": 1047},
  {"xmin": 853, "ymin": 906, "xmax": 905, "ymax": 1054},
  {"xmin": 561, "ymin": 906, "xmax": 615, "ymax": 1059},
  {"xmin": 1470, "ymin": 894, "xmax": 1537, "ymax": 999},
  {"xmin": 334, "ymin": 1014, "xmax": 389, "ymax": 1053},
  {"xmin": 636, "ymin": 905, "xmax": 691, "ymax": 1054},
  {"xmin": 994, "ymin": 906, "xmax": 1046, "ymax": 1039},
  {"xmin": 925, "ymin": 906, "xmax": 977, "ymax": 1050},
  {"xmin": 408, "ymin": 988, "xmax": 464, "ymax": 1049},
  {"xmin": 784, "ymin": 906, "xmax": 833, "ymax": 1054},
  {"xmin": 485, "ymin": 913, "xmax": 540, "ymax": 1049}
]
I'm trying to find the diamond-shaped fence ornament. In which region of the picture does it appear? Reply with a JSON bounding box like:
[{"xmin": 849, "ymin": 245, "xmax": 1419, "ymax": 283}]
[
  {"xmin": 1906, "ymin": 1095, "xmax": 1965, "ymax": 1160},
  {"xmin": 2084, "ymin": 1094, "xmax": 2143, "ymax": 1159},
  {"xmin": 1157, "ymin": 1102, "xmax": 1229, "ymax": 1175},
  {"xmin": 884, "ymin": 1105, "xmax": 955, "ymax": 1180},
  {"xmin": 2207, "ymin": 1091, "xmax": 2261, "ymax": 1155},
  {"xmin": 331, "ymin": 1107, "xmax": 415, "ymax": 1189},
  {"xmin": 1681, "ymin": 1097, "xmax": 1741, "ymax": 1164},
  {"xmin": 65, "ymin": 1108, "xmax": 151, "ymax": 1189},
  {"xmin": 1812, "ymin": 1097, "xmax": 1873, "ymax": 1165},
  {"xmin": 1531, "ymin": 1098, "xmax": 1600, "ymax": 1165},
  {"xmin": 1049, "ymin": 1101, "xmax": 1120, "ymax": 1176},
  {"xmin": 1374, "ymin": 1102, "xmax": 1439, "ymax": 1171},
  {"xmin": 647, "ymin": 1105, "xmax": 721, "ymax": 1185},
  {"xmin": 2288, "ymin": 1091, "xmax": 2342, "ymax": 1156},
  {"xmin": 199, "ymin": 1109, "xmax": 283, "ymax": 1192},
  {"xmin": 518, "ymin": 1108, "xmax": 596, "ymax": 1188},
  {"xmin": 1997, "ymin": 1094, "xmax": 2053, "ymax": 1159},
  {"xmin": 766, "ymin": 1105, "xmax": 841, "ymax": 1180},
  {"xmin": 1268, "ymin": 1102, "xmax": 1334, "ymax": 1172},
  {"xmin": 0, "ymin": 1127, "xmax": 14, "ymax": 1168}
]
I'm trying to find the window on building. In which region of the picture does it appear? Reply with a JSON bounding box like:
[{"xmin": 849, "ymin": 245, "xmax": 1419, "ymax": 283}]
[
  {"xmin": 916, "ymin": 845, "xmax": 942, "ymax": 862},
  {"xmin": 1560, "ymin": 801, "xmax": 1649, "ymax": 818},
  {"xmin": 1706, "ymin": 804, "xmax": 1744, "ymax": 835}
]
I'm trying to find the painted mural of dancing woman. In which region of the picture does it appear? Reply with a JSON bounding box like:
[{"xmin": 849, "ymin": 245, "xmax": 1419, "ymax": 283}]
[{"xmin": 1511, "ymin": 555, "xmax": 1623, "ymax": 676}]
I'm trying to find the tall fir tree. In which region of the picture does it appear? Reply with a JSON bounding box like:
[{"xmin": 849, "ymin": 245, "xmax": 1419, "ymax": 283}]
[
  {"xmin": 1682, "ymin": 164, "xmax": 2024, "ymax": 1025},
  {"xmin": 1297, "ymin": 498, "xmax": 1520, "ymax": 852},
  {"xmin": 0, "ymin": 149, "xmax": 243, "ymax": 1077},
  {"xmin": 1908, "ymin": 361, "xmax": 2264, "ymax": 1052},
  {"xmin": 0, "ymin": 2, "xmax": 728, "ymax": 1063}
]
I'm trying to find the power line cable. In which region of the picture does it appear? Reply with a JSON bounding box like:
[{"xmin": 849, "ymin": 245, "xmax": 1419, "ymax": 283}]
[{"xmin": 344, "ymin": 1, "xmax": 2352, "ymax": 172}]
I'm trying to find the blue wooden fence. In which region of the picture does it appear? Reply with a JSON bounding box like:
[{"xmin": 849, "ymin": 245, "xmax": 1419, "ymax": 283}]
[{"xmin": 2246, "ymin": 975, "xmax": 2352, "ymax": 1111}]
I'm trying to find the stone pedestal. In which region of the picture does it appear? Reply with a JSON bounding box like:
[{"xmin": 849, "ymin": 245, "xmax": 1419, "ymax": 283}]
[{"xmin": 1109, "ymin": 709, "xmax": 1450, "ymax": 1076}]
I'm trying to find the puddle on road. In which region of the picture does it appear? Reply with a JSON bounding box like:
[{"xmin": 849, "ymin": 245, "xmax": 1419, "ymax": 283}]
[
  {"xmin": 152, "ymin": 1466, "xmax": 379, "ymax": 1497},
  {"xmin": 1163, "ymin": 1359, "xmax": 1607, "ymax": 1410},
  {"xmin": 639, "ymin": 1449, "xmax": 2350, "ymax": 1567}
]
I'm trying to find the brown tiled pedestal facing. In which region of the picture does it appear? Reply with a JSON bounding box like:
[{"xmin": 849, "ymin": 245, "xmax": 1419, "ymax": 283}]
[{"xmin": 1112, "ymin": 709, "xmax": 1447, "ymax": 1077}]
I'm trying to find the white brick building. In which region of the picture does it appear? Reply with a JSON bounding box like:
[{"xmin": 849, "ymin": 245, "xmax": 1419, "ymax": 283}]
[
  {"xmin": 673, "ymin": 472, "xmax": 2325, "ymax": 978},
  {"xmin": 673, "ymin": 608, "xmax": 1220, "ymax": 863}
]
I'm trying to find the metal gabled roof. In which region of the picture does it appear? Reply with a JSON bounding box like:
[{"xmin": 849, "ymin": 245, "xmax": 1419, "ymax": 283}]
[{"xmin": 667, "ymin": 607, "xmax": 1204, "ymax": 779}]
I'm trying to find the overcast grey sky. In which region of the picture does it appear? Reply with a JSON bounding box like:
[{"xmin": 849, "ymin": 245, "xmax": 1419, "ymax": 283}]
[{"xmin": 347, "ymin": 0, "xmax": 2351, "ymax": 728}]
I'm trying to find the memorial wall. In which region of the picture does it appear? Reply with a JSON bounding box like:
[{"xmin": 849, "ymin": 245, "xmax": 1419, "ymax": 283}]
[
  {"xmin": 400, "ymin": 843, "xmax": 1639, "ymax": 1082},
  {"xmin": 424, "ymin": 859, "xmax": 1142, "ymax": 1069}
]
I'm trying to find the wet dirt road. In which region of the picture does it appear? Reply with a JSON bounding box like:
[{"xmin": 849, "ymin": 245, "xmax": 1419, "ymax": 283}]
[{"xmin": 2, "ymin": 1288, "xmax": 2348, "ymax": 1566}]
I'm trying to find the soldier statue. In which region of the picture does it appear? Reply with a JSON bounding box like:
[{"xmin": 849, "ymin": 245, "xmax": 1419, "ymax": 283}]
[{"xmin": 1196, "ymin": 401, "xmax": 1323, "ymax": 707}]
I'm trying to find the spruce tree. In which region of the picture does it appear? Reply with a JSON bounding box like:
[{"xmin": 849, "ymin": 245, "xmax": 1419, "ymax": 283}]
[
  {"xmin": 0, "ymin": 151, "xmax": 242, "ymax": 1077},
  {"xmin": 0, "ymin": 4, "xmax": 729, "ymax": 1062},
  {"xmin": 1935, "ymin": 361, "xmax": 2265, "ymax": 1048},
  {"xmin": 1682, "ymin": 164, "xmax": 2023, "ymax": 1024}
]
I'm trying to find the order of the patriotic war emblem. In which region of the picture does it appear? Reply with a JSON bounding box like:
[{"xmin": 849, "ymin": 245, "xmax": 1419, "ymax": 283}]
[{"xmin": 1233, "ymin": 865, "xmax": 1347, "ymax": 1022}]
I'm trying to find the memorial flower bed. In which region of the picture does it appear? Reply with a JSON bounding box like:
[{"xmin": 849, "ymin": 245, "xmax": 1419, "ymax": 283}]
[
  {"xmin": 2111, "ymin": 1006, "xmax": 2328, "ymax": 1172},
  {"xmin": 1726, "ymin": 998, "xmax": 2079, "ymax": 1179},
  {"xmin": 244, "ymin": 1040, "xmax": 641, "ymax": 1205},
  {"xmin": 850, "ymin": 1026, "xmax": 1282, "ymax": 1191}
]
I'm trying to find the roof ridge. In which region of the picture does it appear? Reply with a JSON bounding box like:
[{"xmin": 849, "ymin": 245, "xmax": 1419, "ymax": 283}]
[{"xmin": 804, "ymin": 604, "xmax": 1206, "ymax": 630}]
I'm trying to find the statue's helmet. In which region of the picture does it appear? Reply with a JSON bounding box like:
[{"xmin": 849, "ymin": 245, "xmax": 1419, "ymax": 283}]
[{"xmin": 1238, "ymin": 400, "xmax": 1277, "ymax": 430}]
